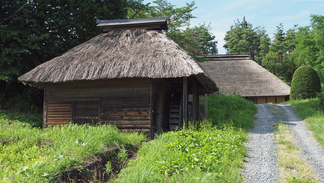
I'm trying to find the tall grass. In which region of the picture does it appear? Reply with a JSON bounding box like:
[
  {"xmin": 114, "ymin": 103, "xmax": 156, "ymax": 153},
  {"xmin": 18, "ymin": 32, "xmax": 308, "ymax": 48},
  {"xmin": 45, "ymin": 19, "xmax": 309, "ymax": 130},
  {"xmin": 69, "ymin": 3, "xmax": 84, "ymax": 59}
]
[
  {"xmin": 287, "ymin": 98, "xmax": 324, "ymax": 146},
  {"xmin": 116, "ymin": 124, "xmax": 247, "ymax": 183},
  {"xmin": 206, "ymin": 94, "xmax": 256, "ymax": 130},
  {"xmin": 0, "ymin": 111, "xmax": 146, "ymax": 182},
  {"xmin": 115, "ymin": 95, "xmax": 257, "ymax": 182}
]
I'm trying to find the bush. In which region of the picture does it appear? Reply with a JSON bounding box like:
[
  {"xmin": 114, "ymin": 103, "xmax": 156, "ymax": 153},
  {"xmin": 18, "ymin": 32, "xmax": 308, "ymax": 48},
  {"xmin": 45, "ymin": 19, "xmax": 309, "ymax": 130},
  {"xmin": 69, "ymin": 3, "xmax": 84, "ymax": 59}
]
[{"xmin": 290, "ymin": 65, "xmax": 321, "ymax": 100}]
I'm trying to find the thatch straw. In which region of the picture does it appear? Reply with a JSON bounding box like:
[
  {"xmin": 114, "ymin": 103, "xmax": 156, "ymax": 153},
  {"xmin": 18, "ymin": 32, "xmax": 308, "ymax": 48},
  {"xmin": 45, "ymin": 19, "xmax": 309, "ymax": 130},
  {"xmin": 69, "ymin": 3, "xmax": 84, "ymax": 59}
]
[
  {"xmin": 199, "ymin": 56, "xmax": 290, "ymax": 97},
  {"xmin": 18, "ymin": 29, "xmax": 217, "ymax": 93}
]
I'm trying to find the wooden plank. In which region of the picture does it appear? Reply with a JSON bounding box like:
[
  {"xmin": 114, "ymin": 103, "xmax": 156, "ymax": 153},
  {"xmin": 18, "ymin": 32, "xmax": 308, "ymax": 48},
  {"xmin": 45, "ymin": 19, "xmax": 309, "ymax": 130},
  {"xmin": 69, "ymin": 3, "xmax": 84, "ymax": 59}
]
[
  {"xmin": 101, "ymin": 111, "xmax": 150, "ymax": 115},
  {"xmin": 101, "ymin": 116, "xmax": 150, "ymax": 121},
  {"xmin": 46, "ymin": 87, "xmax": 150, "ymax": 98},
  {"xmin": 120, "ymin": 128, "xmax": 150, "ymax": 132},
  {"xmin": 277, "ymin": 97, "xmax": 285, "ymax": 103},
  {"xmin": 46, "ymin": 100, "xmax": 72, "ymax": 126},
  {"xmin": 150, "ymin": 79, "xmax": 154, "ymax": 139},
  {"xmin": 267, "ymin": 97, "xmax": 276, "ymax": 103},
  {"xmin": 257, "ymin": 97, "xmax": 267, "ymax": 104},
  {"xmin": 43, "ymin": 86, "xmax": 48, "ymax": 128},
  {"xmin": 116, "ymin": 124, "xmax": 151, "ymax": 127},
  {"xmin": 107, "ymin": 121, "xmax": 151, "ymax": 125},
  {"xmin": 183, "ymin": 77, "xmax": 188, "ymax": 129},
  {"xmin": 47, "ymin": 120, "xmax": 71, "ymax": 124}
]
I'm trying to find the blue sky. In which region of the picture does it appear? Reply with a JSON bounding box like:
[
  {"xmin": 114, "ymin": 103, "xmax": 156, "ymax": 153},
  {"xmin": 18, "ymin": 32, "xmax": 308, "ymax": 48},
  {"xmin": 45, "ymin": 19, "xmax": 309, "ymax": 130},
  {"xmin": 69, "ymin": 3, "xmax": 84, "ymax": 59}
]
[{"xmin": 143, "ymin": 0, "xmax": 324, "ymax": 54}]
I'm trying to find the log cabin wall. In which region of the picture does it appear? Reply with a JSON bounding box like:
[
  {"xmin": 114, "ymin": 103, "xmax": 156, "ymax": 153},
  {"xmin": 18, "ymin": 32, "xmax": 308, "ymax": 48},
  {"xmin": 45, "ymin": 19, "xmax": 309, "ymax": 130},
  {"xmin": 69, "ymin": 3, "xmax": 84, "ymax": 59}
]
[
  {"xmin": 44, "ymin": 79, "xmax": 151, "ymax": 133},
  {"xmin": 152, "ymin": 79, "xmax": 172, "ymax": 134}
]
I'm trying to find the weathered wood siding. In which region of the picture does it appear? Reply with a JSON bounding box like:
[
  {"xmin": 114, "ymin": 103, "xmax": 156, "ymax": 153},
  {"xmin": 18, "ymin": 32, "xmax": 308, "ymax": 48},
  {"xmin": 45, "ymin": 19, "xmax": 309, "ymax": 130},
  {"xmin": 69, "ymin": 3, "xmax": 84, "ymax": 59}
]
[
  {"xmin": 152, "ymin": 79, "xmax": 171, "ymax": 133},
  {"xmin": 46, "ymin": 100, "xmax": 72, "ymax": 127},
  {"xmin": 44, "ymin": 79, "xmax": 151, "ymax": 133}
]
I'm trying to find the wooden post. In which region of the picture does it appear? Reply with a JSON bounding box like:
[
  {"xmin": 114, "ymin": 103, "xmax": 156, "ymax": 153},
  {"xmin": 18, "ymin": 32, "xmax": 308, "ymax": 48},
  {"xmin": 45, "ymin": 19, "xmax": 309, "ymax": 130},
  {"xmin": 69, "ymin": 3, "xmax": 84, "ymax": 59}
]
[
  {"xmin": 192, "ymin": 80, "xmax": 198, "ymax": 123},
  {"xmin": 43, "ymin": 84, "xmax": 47, "ymax": 128},
  {"xmin": 150, "ymin": 80, "xmax": 155, "ymax": 139},
  {"xmin": 204, "ymin": 94, "xmax": 208, "ymax": 119},
  {"xmin": 183, "ymin": 77, "xmax": 188, "ymax": 129}
]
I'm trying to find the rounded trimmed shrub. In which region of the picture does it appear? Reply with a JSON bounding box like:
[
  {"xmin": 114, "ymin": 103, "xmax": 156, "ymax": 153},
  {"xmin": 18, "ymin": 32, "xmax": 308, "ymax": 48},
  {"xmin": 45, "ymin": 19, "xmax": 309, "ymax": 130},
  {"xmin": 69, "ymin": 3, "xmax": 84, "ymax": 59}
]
[{"xmin": 290, "ymin": 65, "xmax": 321, "ymax": 100}]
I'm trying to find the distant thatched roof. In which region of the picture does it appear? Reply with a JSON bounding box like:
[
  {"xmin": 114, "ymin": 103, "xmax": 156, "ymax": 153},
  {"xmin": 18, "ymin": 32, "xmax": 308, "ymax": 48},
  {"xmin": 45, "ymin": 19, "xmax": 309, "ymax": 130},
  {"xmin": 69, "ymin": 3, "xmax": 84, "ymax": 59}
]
[
  {"xmin": 19, "ymin": 29, "xmax": 217, "ymax": 93},
  {"xmin": 199, "ymin": 55, "xmax": 290, "ymax": 97}
]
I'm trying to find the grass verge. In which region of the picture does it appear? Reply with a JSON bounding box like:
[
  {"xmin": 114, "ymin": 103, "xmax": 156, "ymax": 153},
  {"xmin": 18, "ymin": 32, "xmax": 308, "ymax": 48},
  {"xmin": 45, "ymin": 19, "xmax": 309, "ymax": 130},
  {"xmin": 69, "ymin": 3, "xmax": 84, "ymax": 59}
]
[
  {"xmin": 115, "ymin": 95, "xmax": 257, "ymax": 182},
  {"xmin": 0, "ymin": 111, "xmax": 146, "ymax": 182},
  {"xmin": 274, "ymin": 121, "xmax": 319, "ymax": 182},
  {"xmin": 287, "ymin": 98, "xmax": 324, "ymax": 146}
]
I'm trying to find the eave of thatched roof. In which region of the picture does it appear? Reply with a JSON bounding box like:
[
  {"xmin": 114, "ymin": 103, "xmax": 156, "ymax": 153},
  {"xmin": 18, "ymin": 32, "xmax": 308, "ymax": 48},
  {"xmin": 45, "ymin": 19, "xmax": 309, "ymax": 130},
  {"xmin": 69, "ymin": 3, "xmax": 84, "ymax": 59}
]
[
  {"xmin": 18, "ymin": 29, "xmax": 217, "ymax": 94},
  {"xmin": 199, "ymin": 56, "xmax": 290, "ymax": 97},
  {"xmin": 97, "ymin": 17, "xmax": 170, "ymax": 31}
]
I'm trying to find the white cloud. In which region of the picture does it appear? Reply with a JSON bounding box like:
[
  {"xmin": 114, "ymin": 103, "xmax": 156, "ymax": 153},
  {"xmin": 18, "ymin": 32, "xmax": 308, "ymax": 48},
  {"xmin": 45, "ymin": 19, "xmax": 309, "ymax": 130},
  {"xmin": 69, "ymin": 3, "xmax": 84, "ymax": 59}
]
[{"xmin": 277, "ymin": 10, "xmax": 310, "ymax": 22}]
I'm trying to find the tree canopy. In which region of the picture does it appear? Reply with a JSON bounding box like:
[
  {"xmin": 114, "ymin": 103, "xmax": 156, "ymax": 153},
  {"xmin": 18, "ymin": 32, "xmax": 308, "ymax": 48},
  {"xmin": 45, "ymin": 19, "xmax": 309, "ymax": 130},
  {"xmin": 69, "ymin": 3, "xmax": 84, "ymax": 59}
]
[
  {"xmin": 0, "ymin": 0, "xmax": 128, "ymax": 82},
  {"xmin": 291, "ymin": 15, "xmax": 324, "ymax": 81},
  {"xmin": 224, "ymin": 17, "xmax": 270, "ymax": 62},
  {"xmin": 0, "ymin": 0, "xmax": 129, "ymax": 110},
  {"xmin": 127, "ymin": 0, "xmax": 218, "ymax": 56}
]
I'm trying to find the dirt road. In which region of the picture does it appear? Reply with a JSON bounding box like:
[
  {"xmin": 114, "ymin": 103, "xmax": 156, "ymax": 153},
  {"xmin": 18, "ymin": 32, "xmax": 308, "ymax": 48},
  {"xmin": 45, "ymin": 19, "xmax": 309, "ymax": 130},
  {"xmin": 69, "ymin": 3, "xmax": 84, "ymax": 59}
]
[{"xmin": 242, "ymin": 104, "xmax": 324, "ymax": 183}]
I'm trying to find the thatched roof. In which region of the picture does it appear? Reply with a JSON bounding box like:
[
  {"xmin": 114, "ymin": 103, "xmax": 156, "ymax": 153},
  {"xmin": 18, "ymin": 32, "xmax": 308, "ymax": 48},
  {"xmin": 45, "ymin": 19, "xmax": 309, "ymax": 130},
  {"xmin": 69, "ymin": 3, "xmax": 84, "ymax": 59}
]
[
  {"xmin": 199, "ymin": 55, "xmax": 290, "ymax": 97},
  {"xmin": 18, "ymin": 29, "xmax": 217, "ymax": 93}
]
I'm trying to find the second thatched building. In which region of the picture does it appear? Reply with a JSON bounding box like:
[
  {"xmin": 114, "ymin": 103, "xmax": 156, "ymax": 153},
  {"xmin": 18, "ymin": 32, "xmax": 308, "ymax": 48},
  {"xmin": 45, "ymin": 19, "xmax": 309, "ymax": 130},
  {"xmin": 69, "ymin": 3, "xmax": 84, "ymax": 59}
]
[{"xmin": 199, "ymin": 55, "xmax": 290, "ymax": 104}]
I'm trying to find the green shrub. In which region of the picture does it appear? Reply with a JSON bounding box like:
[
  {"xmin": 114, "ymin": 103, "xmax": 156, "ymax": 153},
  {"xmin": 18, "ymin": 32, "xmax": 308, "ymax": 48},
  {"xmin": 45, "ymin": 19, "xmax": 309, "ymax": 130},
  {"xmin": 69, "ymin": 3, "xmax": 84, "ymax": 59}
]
[{"xmin": 290, "ymin": 65, "xmax": 321, "ymax": 100}]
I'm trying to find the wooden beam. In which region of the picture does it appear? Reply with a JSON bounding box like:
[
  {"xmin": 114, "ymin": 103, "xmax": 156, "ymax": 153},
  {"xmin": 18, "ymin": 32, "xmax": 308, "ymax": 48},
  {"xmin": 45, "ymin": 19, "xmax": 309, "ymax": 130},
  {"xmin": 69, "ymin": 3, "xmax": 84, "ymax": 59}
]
[
  {"xmin": 192, "ymin": 80, "xmax": 198, "ymax": 122},
  {"xmin": 150, "ymin": 79, "xmax": 155, "ymax": 139},
  {"xmin": 183, "ymin": 77, "xmax": 188, "ymax": 128},
  {"xmin": 204, "ymin": 94, "xmax": 208, "ymax": 119},
  {"xmin": 43, "ymin": 84, "xmax": 48, "ymax": 128}
]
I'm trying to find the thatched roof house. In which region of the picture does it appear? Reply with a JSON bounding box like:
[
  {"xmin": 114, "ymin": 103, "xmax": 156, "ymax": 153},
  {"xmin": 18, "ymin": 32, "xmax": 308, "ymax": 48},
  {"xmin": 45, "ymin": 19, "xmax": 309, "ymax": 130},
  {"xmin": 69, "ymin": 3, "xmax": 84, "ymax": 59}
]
[
  {"xmin": 199, "ymin": 55, "xmax": 290, "ymax": 104},
  {"xmin": 19, "ymin": 17, "xmax": 218, "ymax": 137}
]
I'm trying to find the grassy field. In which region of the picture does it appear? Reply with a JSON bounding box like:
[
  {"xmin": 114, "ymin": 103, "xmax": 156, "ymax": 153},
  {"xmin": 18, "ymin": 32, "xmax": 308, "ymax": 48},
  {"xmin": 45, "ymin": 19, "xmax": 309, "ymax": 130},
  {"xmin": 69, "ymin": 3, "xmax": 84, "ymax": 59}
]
[
  {"xmin": 0, "ymin": 111, "xmax": 146, "ymax": 182},
  {"xmin": 287, "ymin": 98, "xmax": 324, "ymax": 146},
  {"xmin": 115, "ymin": 94, "xmax": 257, "ymax": 182},
  {"xmin": 0, "ymin": 94, "xmax": 256, "ymax": 182}
]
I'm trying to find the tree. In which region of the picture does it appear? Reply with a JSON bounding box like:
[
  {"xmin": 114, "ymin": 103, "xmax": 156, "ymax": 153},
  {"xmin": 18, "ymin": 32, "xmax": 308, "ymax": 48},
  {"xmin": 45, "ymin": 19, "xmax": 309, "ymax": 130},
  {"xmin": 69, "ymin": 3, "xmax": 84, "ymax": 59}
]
[
  {"xmin": 291, "ymin": 15, "xmax": 324, "ymax": 81},
  {"xmin": 177, "ymin": 23, "xmax": 217, "ymax": 56},
  {"xmin": 262, "ymin": 51, "xmax": 280, "ymax": 75},
  {"xmin": 224, "ymin": 17, "xmax": 270, "ymax": 61},
  {"xmin": 290, "ymin": 66, "xmax": 321, "ymax": 100},
  {"xmin": 0, "ymin": 0, "xmax": 128, "ymax": 110},
  {"xmin": 271, "ymin": 23, "xmax": 286, "ymax": 61},
  {"xmin": 261, "ymin": 23, "xmax": 297, "ymax": 84},
  {"xmin": 127, "ymin": 0, "xmax": 217, "ymax": 56},
  {"xmin": 256, "ymin": 27, "xmax": 271, "ymax": 64}
]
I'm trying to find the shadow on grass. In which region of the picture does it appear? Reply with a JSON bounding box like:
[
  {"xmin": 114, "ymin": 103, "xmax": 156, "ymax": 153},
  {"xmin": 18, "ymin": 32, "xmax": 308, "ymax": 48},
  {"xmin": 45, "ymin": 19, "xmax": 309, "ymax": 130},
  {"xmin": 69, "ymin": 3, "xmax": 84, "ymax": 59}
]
[{"xmin": 0, "ymin": 110, "xmax": 42, "ymax": 128}]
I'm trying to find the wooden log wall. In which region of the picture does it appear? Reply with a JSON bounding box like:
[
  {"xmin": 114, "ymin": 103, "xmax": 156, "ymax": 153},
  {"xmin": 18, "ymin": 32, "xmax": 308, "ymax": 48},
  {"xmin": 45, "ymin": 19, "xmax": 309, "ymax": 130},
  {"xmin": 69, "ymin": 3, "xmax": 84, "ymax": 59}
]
[
  {"xmin": 44, "ymin": 79, "xmax": 151, "ymax": 133},
  {"xmin": 46, "ymin": 100, "xmax": 72, "ymax": 127},
  {"xmin": 152, "ymin": 79, "xmax": 171, "ymax": 133}
]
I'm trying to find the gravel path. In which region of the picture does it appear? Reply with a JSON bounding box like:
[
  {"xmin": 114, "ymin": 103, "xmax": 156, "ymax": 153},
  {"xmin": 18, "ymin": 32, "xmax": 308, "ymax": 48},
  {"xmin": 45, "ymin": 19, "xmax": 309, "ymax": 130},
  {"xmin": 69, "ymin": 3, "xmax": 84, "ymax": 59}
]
[
  {"xmin": 242, "ymin": 104, "xmax": 279, "ymax": 183},
  {"xmin": 242, "ymin": 103, "xmax": 324, "ymax": 183},
  {"xmin": 276, "ymin": 104, "xmax": 324, "ymax": 182}
]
